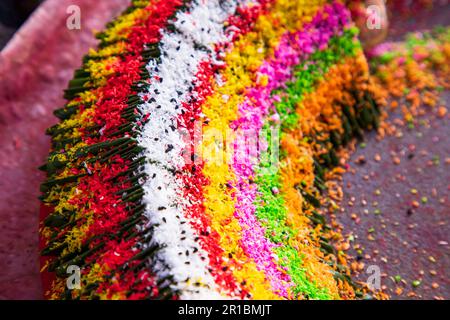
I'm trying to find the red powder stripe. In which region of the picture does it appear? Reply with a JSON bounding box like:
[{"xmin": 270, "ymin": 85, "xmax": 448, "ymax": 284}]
[
  {"xmin": 41, "ymin": 0, "xmax": 183, "ymax": 299},
  {"xmin": 177, "ymin": 0, "xmax": 274, "ymax": 298}
]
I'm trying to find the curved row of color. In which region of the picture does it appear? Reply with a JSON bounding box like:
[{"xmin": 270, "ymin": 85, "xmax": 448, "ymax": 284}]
[{"xmin": 40, "ymin": 0, "xmax": 382, "ymax": 300}]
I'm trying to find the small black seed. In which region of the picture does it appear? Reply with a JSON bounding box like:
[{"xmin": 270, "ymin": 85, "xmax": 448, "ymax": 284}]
[{"xmin": 165, "ymin": 144, "xmax": 174, "ymax": 153}]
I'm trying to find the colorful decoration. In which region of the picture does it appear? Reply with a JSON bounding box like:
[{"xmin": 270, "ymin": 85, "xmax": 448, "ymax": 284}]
[
  {"xmin": 40, "ymin": 0, "xmax": 384, "ymax": 299},
  {"xmin": 369, "ymin": 27, "xmax": 450, "ymax": 124}
]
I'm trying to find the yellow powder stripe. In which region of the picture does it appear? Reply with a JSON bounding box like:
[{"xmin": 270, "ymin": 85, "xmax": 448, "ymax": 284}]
[
  {"xmin": 42, "ymin": 4, "xmax": 154, "ymax": 256},
  {"xmin": 100, "ymin": 7, "xmax": 150, "ymax": 43},
  {"xmin": 200, "ymin": 0, "xmax": 327, "ymax": 300},
  {"xmin": 52, "ymin": 6, "xmax": 152, "ymax": 143}
]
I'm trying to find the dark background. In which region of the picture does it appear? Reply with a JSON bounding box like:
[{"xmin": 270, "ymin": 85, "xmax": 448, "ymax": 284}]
[{"xmin": 0, "ymin": 0, "xmax": 43, "ymax": 48}]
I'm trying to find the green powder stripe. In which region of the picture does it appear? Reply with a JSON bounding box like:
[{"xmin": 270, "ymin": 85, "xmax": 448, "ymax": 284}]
[{"xmin": 254, "ymin": 27, "xmax": 361, "ymax": 299}]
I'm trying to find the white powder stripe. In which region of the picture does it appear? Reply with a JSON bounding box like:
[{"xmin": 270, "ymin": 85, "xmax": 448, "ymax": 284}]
[{"xmin": 137, "ymin": 0, "xmax": 258, "ymax": 299}]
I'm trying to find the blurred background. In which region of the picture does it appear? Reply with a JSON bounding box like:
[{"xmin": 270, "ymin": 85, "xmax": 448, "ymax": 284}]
[{"xmin": 0, "ymin": 0, "xmax": 43, "ymax": 48}]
